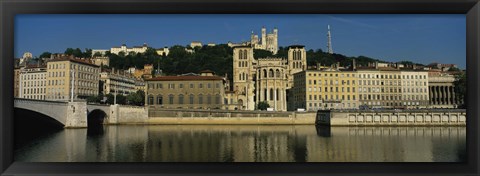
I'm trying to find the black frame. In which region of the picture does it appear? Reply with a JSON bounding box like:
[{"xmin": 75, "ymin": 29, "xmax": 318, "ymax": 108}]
[{"xmin": 1, "ymin": 0, "xmax": 479, "ymax": 175}]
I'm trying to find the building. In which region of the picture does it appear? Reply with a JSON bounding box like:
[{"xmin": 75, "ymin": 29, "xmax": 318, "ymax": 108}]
[
  {"xmin": 190, "ymin": 41, "xmax": 203, "ymax": 48},
  {"xmin": 91, "ymin": 49, "xmax": 108, "ymax": 56},
  {"xmin": 92, "ymin": 56, "xmax": 110, "ymax": 67},
  {"xmin": 19, "ymin": 66, "xmax": 47, "ymax": 100},
  {"xmin": 292, "ymin": 69, "xmax": 359, "ymax": 111},
  {"xmin": 14, "ymin": 67, "xmax": 21, "ymax": 98},
  {"xmin": 427, "ymin": 63, "xmax": 458, "ymax": 71},
  {"xmin": 99, "ymin": 69, "xmax": 136, "ymax": 95},
  {"xmin": 250, "ymin": 27, "xmax": 279, "ymax": 54},
  {"xmin": 355, "ymin": 62, "xmax": 429, "ymax": 109},
  {"xmin": 156, "ymin": 47, "xmax": 170, "ymax": 56},
  {"xmin": 207, "ymin": 43, "xmax": 216, "ymax": 47},
  {"xmin": 428, "ymin": 71, "xmax": 458, "ymax": 108},
  {"xmin": 19, "ymin": 52, "xmax": 33, "ymax": 67},
  {"xmin": 134, "ymin": 79, "xmax": 146, "ymax": 92},
  {"xmin": 145, "ymin": 71, "xmax": 226, "ymax": 109},
  {"xmin": 46, "ymin": 56, "xmax": 100, "ymax": 101},
  {"xmin": 231, "ymin": 45, "xmax": 306, "ymax": 111}
]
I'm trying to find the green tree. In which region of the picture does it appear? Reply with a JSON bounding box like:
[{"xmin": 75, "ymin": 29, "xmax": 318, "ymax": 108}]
[
  {"xmin": 253, "ymin": 49, "xmax": 274, "ymax": 58},
  {"xmin": 39, "ymin": 52, "xmax": 52, "ymax": 59},
  {"xmin": 127, "ymin": 90, "xmax": 145, "ymax": 106},
  {"xmin": 257, "ymin": 101, "xmax": 270, "ymax": 110}
]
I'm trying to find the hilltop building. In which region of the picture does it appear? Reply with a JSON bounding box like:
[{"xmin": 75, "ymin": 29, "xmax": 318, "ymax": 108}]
[{"xmin": 231, "ymin": 45, "xmax": 307, "ymax": 111}]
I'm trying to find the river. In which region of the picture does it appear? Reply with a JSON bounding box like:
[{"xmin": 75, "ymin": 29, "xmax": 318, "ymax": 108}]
[{"xmin": 14, "ymin": 125, "xmax": 466, "ymax": 162}]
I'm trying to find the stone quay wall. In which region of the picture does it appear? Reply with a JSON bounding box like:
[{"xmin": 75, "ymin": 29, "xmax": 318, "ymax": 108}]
[
  {"xmin": 148, "ymin": 109, "xmax": 316, "ymax": 125},
  {"xmin": 316, "ymin": 109, "xmax": 466, "ymax": 126}
]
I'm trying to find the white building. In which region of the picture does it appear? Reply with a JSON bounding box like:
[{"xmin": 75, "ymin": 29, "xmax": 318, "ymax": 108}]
[
  {"xmin": 19, "ymin": 66, "xmax": 47, "ymax": 100},
  {"xmin": 156, "ymin": 47, "xmax": 170, "ymax": 56},
  {"xmin": 190, "ymin": 41, "xmax": 203, "ymax": 48},
  {"xmin": 100, "ymin": 69, "xmax": 136, "ymax": 95}
]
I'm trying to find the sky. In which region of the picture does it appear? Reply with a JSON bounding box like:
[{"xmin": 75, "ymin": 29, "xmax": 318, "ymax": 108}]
[{"xmin": 15, "ymin": 14, "xmax": 466, "ymax": 68}]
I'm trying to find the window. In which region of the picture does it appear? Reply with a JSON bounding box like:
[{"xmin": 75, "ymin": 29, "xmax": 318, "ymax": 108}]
[
  {"xmin": 198, "ymin": 94, "xmax": 203, "ymax": 104},
  {"xmin": 189, "ymin": 94, "xmax": 194, "ymax": 104},
  {"xmin": 179, "ymin": 84, "xmax": 184, "ymax": 88},
  {"xmin": 157, "ymin": 95, "xmax": 163, "ymax": 105},
  {"xmin": 178, "ymin": 94, "xmax": 184, "ymax": 104},
  {"xmin": 169, "ymin": 94, "xmax": 174, "ymax": 104},
  {"xmin": 215, "ymin": 94, "xmax": 221, "ymax": 104},
  {"xmin": 207, "ymin": 94, "xmax": 212, "ymax": 104},
  {"xmin": 199, "ymin": 83, "xmax": 203, "ymax": 88},
  {"xmin": 208, "ymin": 83, "xmax": 211, "ymax": 88},
  {"xmin": 216, "ymin": 83, "xmax": 220, "ymax": 88}
]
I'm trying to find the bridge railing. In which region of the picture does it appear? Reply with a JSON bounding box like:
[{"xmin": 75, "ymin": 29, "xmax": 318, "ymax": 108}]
[{"xmin": 14, "ymin": 98, "xmax": 69, "ymax": 106}]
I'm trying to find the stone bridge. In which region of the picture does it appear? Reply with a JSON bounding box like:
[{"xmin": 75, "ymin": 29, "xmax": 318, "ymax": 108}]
[{"xmin": 14, "ymin": 98, "xmax": 148, "ymax": 128}]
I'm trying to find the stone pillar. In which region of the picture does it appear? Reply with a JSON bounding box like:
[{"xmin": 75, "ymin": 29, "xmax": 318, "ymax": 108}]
[
  {"xmin": 256, "ymin": 71, "xmax": 259, "ymax": 103},
  {"xmin": 452, "ymin": 86, "xmax": 456, "ymax": 105},
  {"xmin": 283, "ymin": 88, "xmax": 287, "ymax": 111},
  {"xmin": 429, "ymin": 86, "xmax": 433, "ymax": 105},
  {"xmin": 65, "ymin": 101, "xmax": 88, "ymax": 128},
  {"xmin": 446, "ymin": 86, "xmax": 451, "ymax": 105},
  {"xmin": 432, "ymin": 86, "xmax": 437, "ymax": 105}
]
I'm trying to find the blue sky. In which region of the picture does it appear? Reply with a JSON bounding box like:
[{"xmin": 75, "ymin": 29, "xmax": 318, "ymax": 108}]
[{"xmin": 15, "ymin": 14, "xmax": 466, "ymax": 68}]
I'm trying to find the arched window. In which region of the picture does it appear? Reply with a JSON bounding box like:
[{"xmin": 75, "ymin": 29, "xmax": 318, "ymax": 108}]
[
  {"xmin": 189, "ymin": 94, "xmax": 194, "ymax": 104},
  {"xmin": 198, "ymin": 94, "xmax": 203, "ymax": 104},
  {"xmin": 207, "ymin": 94, "xmax": 212, "ymax": 104},
  {"xmin": 215, "ymin": 94, "xmax": 221, "ymax": 104},
  {"xmin": 178, "ymin": 94, "xmax": 184, "ymax": 104},
  {"xmin": 243, "ymin": 50, "xmax": 248, "ymax": 59},
  {"xmin": 276, "ymin": 69, "xmax": 280, "ymax": 78},
  {"xmin": 156, "ymin": 95, "xmax": 163, "ymax": 105},
  {"xmin": 263, "ymin": 69, "xmax": 267, "ymax": 78},
  {"xmin": 270, "ymin": 88, "xmax": 274, "ymax": 100},
  {"xmin": 169, "ymin": 94, "xmax": 174, "ymax": 104},
  {"xmin": 269, "ymin": 69, "xmax": 274, "ymax": 77},
  {"xmin": 148, "ymin": 95, "xmax": 154, "ymax": 105},
  {"xmin": 264, "ymin": 88, "xmax": 268, "ymax": 101},
  {"xmin": 238, "ymin": 50, "xmax": 243, "ymax": 60}
]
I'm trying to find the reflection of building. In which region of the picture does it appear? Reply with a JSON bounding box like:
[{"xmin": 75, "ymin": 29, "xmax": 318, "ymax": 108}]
[
  {"xmin": 428, "ymin": 71, "xmax": 457, "ymax": 108},
  {"xmin": 99, "ymin": 69, "xmax": 136, "ymax": 95},
  {"xmin": 145, "ymin": 71, "xmax": 226, "ymax": 109},
  {"xmin": 292, "ymin": 69, "xmax": 359, "ymax": 111},
  {"xmin": 46, "ymin": 56, "xmax": 100, "ymax": 101},
  {"xmin": 232, "ymin": 45, "xmax": 306, "ymax": 111},
  {"xmin": 19, "ymin": 66, "xmax": 47, "ymax": 100}
]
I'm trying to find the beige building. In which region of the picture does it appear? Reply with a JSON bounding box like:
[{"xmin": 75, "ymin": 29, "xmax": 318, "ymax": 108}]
[
  {"xmin": 19, "ymin": 66, "xmax": 47, "ymax": 100},
  {"xmin": 110, "ymin": 43, "xmax": 149, "ymax": 55},
  {"xmin": 190, "ymin": 41, "xmax": 202, "ymax": 48},
  {"xmin": 92, "ymin": 56, "xmax": 109, "ymax": 67},
  {"xmin": 99, "ymin": 69, "xmax": 136, "ymax": 95},
  {"xmin": 232, "ymin": 45, "xmax": 306, "ymax": 111},
  {"xmin": 135, "ymin": 79, "xmax": 146, "ymax": 92},
  {"xmin": 292, "ymin": 69, "xmax": 359, "ymax": 111},
  {"xmin": 356, "ymin": 64, "xmax": 429, "ymax": 109},
  {"xmin": 14, "ymin": 67, "xmax": 21, "ymax": 98},
  {"xmin": 428, "ymin": 71, "xmax": 457, "ymax": 108},
  {"xmin": 145, "ymin": 71, "xmax": 226, "ymax": 109},
  {"xmin": 46, "ymin": 56, "xmax": 100, "ymax": 101}
]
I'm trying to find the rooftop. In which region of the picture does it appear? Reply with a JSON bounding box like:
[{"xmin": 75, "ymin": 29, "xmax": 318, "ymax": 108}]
[{"xmin": 145, "ymin": 75, "xmax": 224, "ymax": 81}]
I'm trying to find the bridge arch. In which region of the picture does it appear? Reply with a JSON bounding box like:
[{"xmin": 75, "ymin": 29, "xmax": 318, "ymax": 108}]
[
  {"xmin": 87, "ymin": 109, "xmax": 108, "ymax": 127},
  {"xmin": 14, "ymin": 107, "xmax": 65, "ymax": 128}
]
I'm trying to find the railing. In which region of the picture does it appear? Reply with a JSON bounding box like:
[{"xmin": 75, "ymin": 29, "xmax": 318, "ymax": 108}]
[{"xmin": 14, "ymin": 98, "xmax": 69, "ymax": 105}]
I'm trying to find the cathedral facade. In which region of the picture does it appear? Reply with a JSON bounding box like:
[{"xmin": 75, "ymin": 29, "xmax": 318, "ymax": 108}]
[
  {"xmin": 232, "ymin": 45, "xmax": 306, "ymax": 111},
  {"xmin": 250, "ymin": 27, "xmax": 279, "ymax": 54}
]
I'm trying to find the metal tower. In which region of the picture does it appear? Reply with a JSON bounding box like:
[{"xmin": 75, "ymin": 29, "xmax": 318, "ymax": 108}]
[{"xmin": 327, "ymin": 25, "xmax": 333, "ymax": 54}]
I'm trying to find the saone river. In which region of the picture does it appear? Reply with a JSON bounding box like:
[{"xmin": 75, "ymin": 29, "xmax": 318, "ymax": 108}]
[{"xmin": 15, "ymin": 125, "xmax": 466, "ymax": 162}]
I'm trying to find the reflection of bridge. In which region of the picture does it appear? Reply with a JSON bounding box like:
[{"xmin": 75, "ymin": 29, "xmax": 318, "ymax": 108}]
[{"xmin": 14, "ymin": 98, "xmax": 147, "ymax": 128}]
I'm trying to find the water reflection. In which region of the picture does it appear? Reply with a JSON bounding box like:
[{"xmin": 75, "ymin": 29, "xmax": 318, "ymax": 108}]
[{"xmin": 14, "ymin": 125, "xmax": 466, "ymax": 162}]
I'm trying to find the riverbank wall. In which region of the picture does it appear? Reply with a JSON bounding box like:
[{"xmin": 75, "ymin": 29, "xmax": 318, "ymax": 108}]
[
  {"xmin": 316, "ymin": 109, "xmax": 466, "ymax": 126},
  {"xmin": 146, "ymin": 109, "xmax": 316, "ymax": 125}
]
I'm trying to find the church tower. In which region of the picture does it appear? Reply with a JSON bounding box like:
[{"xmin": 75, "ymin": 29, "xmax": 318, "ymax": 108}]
[{"xmin": 233, "ymin": 46, "xmax": 256, "ymax": 110}]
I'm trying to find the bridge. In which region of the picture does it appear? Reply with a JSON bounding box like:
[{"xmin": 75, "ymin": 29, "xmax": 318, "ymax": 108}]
[{"xmin": 14, "ymin": 98, "xmax": 148, "ymax": 128}]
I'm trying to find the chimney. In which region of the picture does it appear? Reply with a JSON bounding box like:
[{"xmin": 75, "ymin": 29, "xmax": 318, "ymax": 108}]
[
  {"xmin": 375, "ymin": 61, "xmax": 378, "ymax": 69},
  {"xmin": 317, "ymin": 62, "xmax": 321, "ymax": 70},
  {"xmin": 413, "ymin": 64, "xmax": 416, "ymax": 70}
]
